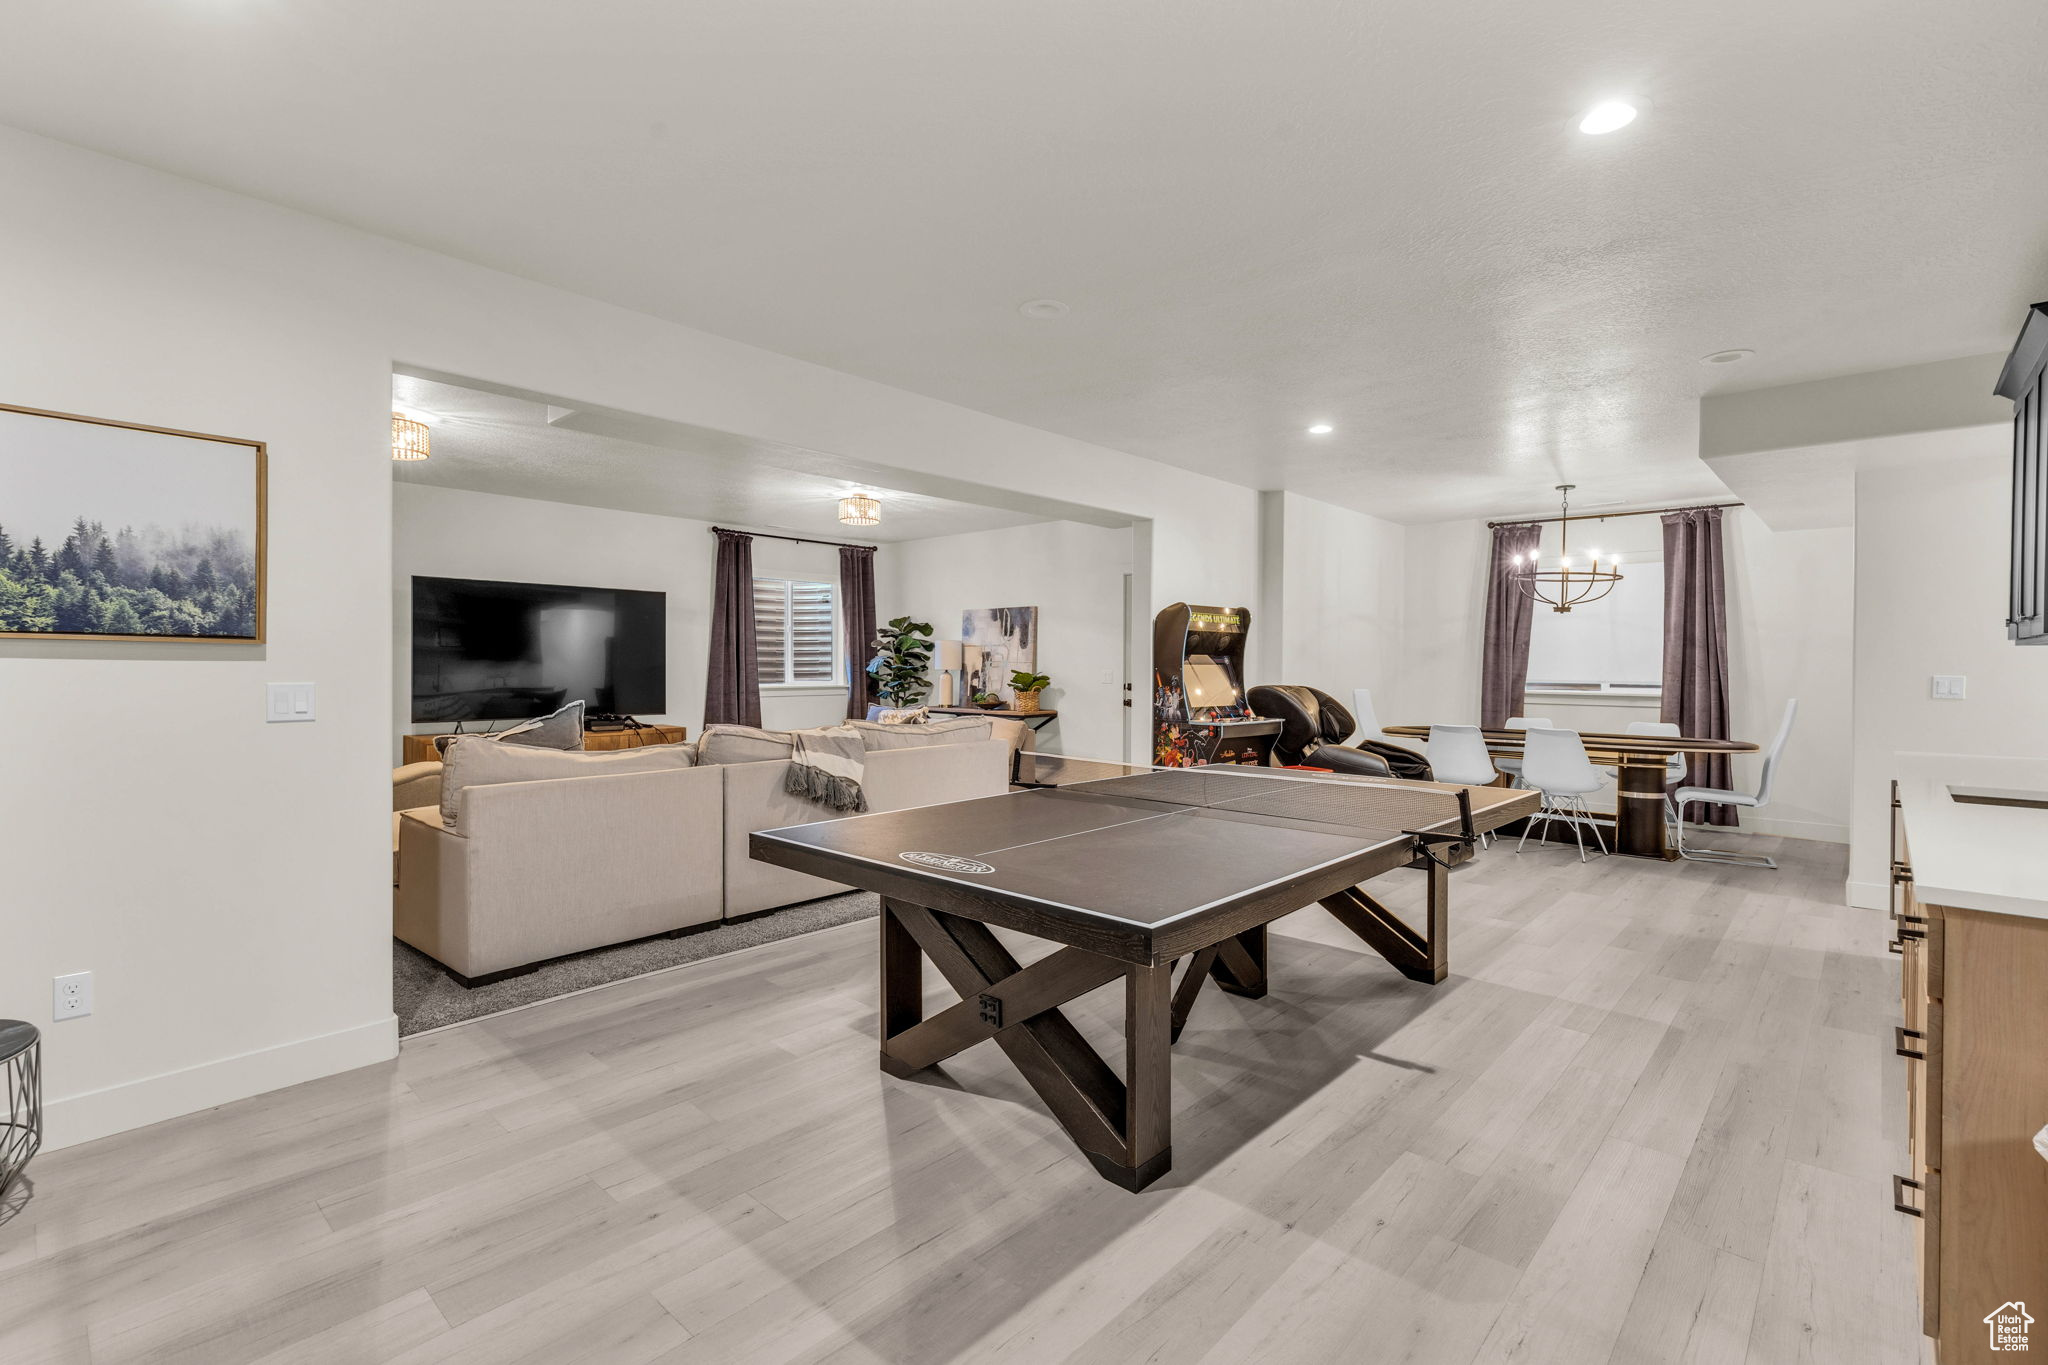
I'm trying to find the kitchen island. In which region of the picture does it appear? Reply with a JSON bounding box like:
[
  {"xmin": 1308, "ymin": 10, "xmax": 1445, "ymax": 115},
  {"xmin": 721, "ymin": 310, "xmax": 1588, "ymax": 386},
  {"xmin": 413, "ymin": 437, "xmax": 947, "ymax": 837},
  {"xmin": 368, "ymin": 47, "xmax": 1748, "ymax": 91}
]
[{"xmin": 1890, "ymin": 753, "xmax": 2048, "ymax": 1363}]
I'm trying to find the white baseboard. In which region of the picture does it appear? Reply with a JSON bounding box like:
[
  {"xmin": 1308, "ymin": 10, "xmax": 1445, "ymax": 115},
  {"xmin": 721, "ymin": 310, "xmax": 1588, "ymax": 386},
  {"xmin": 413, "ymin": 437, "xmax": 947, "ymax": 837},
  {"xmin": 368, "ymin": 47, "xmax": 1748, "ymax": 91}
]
[
  {"xmin": 1740, "ymin": 815, "xmax": 1850, "ymax": 844},
  {"xmin": 1844, "ymin": 879, "xmax": 1891, "ymax": 912},
  {"xmin": 43, "ymin": 1014, "xmax": 398, "ymax": 1151}
]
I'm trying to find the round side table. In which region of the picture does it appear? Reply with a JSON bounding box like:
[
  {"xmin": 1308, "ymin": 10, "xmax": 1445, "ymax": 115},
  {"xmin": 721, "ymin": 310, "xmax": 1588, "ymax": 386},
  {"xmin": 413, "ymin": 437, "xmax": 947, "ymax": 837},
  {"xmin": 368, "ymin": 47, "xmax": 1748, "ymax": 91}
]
[{"xmin": 0, "ymin": 1020, "xmax": 41, "ymax": 1199}]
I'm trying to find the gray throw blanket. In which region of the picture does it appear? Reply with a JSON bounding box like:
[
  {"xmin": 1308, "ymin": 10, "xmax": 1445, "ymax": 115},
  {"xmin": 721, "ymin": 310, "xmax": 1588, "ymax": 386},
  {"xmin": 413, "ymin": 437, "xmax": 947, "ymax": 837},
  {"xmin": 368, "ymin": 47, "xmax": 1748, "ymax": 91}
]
[{"xmin": 786, "ymin": 724, "xmax": 867, "ymax": 812}]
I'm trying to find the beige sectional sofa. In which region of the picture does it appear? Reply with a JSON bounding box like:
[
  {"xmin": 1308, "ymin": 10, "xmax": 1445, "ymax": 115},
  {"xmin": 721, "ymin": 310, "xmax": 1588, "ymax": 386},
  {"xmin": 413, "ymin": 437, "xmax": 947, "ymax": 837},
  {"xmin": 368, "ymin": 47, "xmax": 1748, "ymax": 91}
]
[{"xmin": 394, "ymin": 736, "xmax": 1009, "ymax": 985}]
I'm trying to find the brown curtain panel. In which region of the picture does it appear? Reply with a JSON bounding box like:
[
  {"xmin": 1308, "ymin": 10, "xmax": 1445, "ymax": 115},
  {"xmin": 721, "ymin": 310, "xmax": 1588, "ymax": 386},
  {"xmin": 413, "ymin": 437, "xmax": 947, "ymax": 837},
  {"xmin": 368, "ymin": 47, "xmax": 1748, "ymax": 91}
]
[
  {"xmin": 838, "ymin": 544, "xmax": 877, "ymax": 720},
  {"xmin": 1480, "ymin": 522, "xmax": 1543, "ymax": 730},
  {"xmin": 705, "ymin": 529, "xmax": 761, "ymax": 728},
  {"xmin": 1661, "ymin": 507, "xmax": 1736, "ymax": 825}
]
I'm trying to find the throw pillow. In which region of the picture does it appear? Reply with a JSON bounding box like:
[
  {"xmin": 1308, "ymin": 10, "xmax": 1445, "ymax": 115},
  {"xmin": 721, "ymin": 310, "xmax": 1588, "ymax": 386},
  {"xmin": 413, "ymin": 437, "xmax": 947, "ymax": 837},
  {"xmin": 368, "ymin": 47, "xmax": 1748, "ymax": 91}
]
[
  {"xmin": 494, "ymin": 699, "xmax": 586, "ymax": 750},
  {"xmin": 851, "ymin": 716, "xmax": 996, "ymax": 750},
  {"xmin": 439, "ymin": 737, "xmax": 695, "ymax": 831},
  {"xmin": 698, "ymin": 724, "xmax": 797, "ymax": 766},
  {"xmin": 873, "ymin": 706, "xmax": 930, "ymax": 725}
]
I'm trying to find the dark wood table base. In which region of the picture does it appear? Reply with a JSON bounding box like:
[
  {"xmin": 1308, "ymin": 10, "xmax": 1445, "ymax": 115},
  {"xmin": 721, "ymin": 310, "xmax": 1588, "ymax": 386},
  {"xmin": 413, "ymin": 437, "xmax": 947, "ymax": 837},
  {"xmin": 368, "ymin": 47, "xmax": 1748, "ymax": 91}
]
[{"xmin": 874, "ymin": 847, "xmax": 1457, "ymax": 1190}]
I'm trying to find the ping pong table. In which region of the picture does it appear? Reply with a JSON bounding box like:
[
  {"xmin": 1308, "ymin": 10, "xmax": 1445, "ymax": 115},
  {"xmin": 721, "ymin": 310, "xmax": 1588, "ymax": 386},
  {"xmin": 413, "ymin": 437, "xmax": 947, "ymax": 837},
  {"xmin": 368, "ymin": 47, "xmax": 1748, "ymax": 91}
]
[{"xmin": 750, "ymin": 764, "xmax": 1540, "ymax": 1190}]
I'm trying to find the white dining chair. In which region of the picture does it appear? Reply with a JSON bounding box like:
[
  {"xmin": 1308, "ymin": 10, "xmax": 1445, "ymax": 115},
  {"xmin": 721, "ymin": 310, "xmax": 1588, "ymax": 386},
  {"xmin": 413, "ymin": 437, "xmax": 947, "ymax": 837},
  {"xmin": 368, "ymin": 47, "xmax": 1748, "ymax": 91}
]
[
  {"xmin": 1517, "ymin": 727, "xmax": 1610, "ymax": 862},
  {"xmin": 1349, "ymin": 688, "xmax": 1384, "ymax": 746},
  {"xmin": 1672, "ymin": 699, "xmax": 1798, "ymax": 869},
  {"xmin": 1426, "ymin": 724, "xmax": 1502, "ymax": 845},
  {"xmin": 1495, "ymin": 716, "xmax": 1554, "ymax": 786},
  {"xmin": 1426, "ymin": 723, "xmax": 1500, "ymax": 786}
]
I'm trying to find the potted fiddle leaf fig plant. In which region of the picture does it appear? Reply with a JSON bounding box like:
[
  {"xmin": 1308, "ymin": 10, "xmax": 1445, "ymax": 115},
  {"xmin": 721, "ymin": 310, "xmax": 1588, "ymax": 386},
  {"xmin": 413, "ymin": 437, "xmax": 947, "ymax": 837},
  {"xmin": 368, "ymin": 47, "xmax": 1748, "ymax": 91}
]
[
  {"xmin": 867, "ymin": 616, "xmax": 935, "ymax": 707},
  {"xmin": 1008, "ymin": 669, "xmax": 1052, "ymax": 715}
]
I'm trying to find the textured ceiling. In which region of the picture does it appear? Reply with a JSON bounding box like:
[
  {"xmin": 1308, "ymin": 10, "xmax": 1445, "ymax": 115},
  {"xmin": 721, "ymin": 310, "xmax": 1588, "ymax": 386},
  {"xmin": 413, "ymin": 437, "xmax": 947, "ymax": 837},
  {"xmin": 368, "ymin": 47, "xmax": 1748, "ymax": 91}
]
[
  {"xmin": 390, "ymin": 376, "xmax": 1055, "ymax": 543},
  {"xmin": 10, "ymin": 2, "xmax": 2048, "ymax": 522}
]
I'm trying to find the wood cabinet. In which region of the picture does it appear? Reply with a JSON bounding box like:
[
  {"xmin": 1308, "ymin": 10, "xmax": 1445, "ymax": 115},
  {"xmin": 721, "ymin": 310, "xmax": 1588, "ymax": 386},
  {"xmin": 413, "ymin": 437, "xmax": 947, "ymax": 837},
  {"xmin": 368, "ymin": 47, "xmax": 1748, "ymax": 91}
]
[
  {"xmin": 1892, "ymin": 780, "xmax": 2048, "ymax": 1360},
  {"xmin": 1998, "ymin": 300, "xmax": 2048, "ymax": 644},
  {"xmin": 400, "ymin": 725, "xmax": 688, "ymax": 766}
]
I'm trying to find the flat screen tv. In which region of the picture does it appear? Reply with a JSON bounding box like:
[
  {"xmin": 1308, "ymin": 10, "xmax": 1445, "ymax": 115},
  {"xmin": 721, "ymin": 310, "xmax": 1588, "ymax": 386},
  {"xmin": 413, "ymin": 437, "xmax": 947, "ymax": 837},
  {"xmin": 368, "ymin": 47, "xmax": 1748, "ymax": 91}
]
[{"xmin": 411, "ymin": 575, "xmax": 666, "ymax": 723}]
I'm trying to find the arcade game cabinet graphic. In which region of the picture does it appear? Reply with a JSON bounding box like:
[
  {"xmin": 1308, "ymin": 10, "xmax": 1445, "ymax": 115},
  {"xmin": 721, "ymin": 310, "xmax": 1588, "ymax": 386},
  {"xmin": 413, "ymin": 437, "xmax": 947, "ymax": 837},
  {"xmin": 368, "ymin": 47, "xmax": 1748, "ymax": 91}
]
[{"xmin": 1152, "ymin": 603, "xmax": 1282, "ymax": 768}]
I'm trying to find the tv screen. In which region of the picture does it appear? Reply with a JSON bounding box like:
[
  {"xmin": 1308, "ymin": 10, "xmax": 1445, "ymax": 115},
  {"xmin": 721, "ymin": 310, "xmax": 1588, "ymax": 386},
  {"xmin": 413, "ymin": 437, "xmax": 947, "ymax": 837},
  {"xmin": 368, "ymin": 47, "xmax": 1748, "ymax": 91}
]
[{"xmin": 411, "ymin": 575, "xmax": 666, "ymax": 723}]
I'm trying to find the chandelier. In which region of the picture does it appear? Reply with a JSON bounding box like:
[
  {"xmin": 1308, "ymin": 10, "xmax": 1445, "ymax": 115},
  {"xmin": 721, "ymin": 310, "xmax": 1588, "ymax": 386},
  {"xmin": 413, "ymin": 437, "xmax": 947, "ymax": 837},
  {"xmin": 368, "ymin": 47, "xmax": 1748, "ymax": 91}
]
[
  {"xmin": 390, "ymin": 411, "xmax": 430, "ymax": 462},
  {"xmin": 838, "ymin": 493, "xmax": 881, "ymax": 526},
  {"xmin": 1513, "ymin": 484, "xmax": 1622, "ymax": 613}
]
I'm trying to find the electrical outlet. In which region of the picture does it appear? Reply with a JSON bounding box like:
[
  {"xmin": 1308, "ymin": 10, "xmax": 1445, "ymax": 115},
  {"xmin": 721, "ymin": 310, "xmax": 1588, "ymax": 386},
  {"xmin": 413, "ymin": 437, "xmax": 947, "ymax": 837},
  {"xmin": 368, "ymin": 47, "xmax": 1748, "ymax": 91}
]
[{"xmin": 53, "ymin": 971, "xmax": 92, "ymax": 1021}]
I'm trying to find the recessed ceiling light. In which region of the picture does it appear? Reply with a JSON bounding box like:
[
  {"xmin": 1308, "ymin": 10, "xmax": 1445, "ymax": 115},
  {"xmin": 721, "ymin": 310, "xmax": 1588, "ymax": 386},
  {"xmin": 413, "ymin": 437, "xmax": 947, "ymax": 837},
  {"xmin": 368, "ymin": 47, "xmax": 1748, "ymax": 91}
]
[
  {"xmin": 1578, "ymin": 101, "xmax": 1638, "ymax": 135},
  {"xmin": 1018, "ymin": 299, "xmax": 1069, "ymax": 319},
  {"xmin": 1702, "ymin": 349, "xmax": 1755, "ymax": 365},
  {"xmin": 1307, "ymin": 423, "xmax": 1335, "ymax": 435}
]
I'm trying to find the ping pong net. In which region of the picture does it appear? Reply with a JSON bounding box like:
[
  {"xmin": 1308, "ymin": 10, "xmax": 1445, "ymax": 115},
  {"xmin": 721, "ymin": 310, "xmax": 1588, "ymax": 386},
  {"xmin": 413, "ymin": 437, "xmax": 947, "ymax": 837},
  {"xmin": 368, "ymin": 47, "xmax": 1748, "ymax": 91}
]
[{"xmin": 1023, "ymin": 760, "xmax": 1477, "ymax": 850}]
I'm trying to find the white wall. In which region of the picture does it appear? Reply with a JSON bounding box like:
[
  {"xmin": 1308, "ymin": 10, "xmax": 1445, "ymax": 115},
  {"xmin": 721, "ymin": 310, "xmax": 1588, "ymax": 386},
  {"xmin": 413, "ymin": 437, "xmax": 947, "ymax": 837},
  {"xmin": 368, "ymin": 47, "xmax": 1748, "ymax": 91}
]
[
  {"xmin": 0, "ymin": 124, "xmax": 1263, "ymax": 1148},
  {"xmin": 878, "ymin": 521, "xmax": 1134, "ymax": 759},
  {"xmin": 392, "ymin": 484, "xmax": 850, "ymax": 754},
  {"xmin": 1845, "ymin": 426, "xmax": 2048, "ymax": 905},
  {"xmin": 1257, "ymin": 492, "xmax": 1406, "ymax": 730},
  {"xmin": 1397, "ymin": 508, "xmax": 1854, "ymax": 838}
]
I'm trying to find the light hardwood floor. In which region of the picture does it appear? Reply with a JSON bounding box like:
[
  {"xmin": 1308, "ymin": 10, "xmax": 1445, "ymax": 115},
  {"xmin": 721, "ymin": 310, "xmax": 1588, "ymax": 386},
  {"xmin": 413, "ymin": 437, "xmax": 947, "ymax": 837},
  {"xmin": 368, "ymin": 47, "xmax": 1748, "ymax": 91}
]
[{"xmin": 1, "ymin": 835, "xmax": 1929, "ymax": 1365}]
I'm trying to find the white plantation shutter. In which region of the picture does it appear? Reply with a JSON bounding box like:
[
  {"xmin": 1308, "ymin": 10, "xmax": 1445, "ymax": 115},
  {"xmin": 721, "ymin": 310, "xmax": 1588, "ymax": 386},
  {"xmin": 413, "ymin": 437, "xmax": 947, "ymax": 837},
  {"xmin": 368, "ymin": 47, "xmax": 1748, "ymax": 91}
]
[
  {"xmin": 752, "ymin": 578, "xmax": 838, "ymax": 686},
  {"xmin": 787, "ymin": 580, "xmax": 837, "ymax": 682},
  {"xmin": 753, "ymin": 578, "xmax": 790, "ymax": 685}
]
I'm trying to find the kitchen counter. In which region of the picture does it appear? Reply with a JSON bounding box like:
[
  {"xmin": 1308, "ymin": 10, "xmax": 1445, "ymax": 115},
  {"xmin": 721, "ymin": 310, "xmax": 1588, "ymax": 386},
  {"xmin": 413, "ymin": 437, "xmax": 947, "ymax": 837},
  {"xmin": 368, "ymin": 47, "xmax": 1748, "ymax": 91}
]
[{"xmin": 1895, "ymin": 751, "xmax": 2048, "ymax": 919}]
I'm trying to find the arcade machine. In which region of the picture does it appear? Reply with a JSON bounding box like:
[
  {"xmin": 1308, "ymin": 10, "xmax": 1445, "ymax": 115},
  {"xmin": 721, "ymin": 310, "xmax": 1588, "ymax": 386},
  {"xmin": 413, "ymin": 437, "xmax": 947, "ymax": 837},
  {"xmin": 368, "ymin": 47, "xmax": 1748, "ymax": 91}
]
[{"xmin": 1152, "ymin": 603, "xmax": 1283, "ymax": 767}]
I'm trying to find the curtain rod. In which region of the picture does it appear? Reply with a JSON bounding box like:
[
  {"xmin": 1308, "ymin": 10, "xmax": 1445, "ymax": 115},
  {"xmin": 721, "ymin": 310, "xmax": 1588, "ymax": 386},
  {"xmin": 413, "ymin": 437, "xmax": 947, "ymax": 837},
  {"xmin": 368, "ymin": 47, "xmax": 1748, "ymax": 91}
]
[
  {"xmin": 1487, "ymin": 500, "xmax": 1744, "ymax": 529},
  {"xmin": 710, "ymin": 525, "xmax": 877, "ymax": 552}
]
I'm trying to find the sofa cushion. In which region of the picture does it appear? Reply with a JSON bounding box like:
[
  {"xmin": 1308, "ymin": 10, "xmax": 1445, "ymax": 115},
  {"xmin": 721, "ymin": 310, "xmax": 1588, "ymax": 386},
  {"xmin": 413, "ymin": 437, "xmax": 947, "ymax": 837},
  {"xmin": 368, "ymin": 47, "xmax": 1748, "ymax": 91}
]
[
  {"xmin": 699, "ymin": 724, "xmax": 796, "ymax": 765},
  {"xmin": 392, "ymin": 760, "xmax": 444, "ymax": 813},
  {"xmin": 494, "ymin": 699, "xmax": 586, "ymax": 750},
  {"xmin": 439, "ymin": 736, "xmax": 695, "ymax": 830},
  {"xmin": 850, "ymin": 716, "xmax": 996, "ymax": 750}
]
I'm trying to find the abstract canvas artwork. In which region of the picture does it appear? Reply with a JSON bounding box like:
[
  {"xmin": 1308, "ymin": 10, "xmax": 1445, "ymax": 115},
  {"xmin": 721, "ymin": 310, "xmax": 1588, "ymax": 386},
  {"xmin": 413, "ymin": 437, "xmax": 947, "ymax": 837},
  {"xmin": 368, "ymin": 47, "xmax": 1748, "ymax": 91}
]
[
  {"xmin": 960, "ymin": 606, "xmax": 1037, "ymax": 701},
  {"xmin": 0, "ymin": 403, "xmax": 265, "ymax": 642}
]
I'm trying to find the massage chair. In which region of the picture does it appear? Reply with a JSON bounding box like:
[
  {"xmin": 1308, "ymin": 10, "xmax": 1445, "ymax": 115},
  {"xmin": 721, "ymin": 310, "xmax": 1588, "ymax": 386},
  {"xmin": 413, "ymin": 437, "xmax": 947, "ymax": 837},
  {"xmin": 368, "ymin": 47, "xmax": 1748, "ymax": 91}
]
[{"xmin": 1246, "ymin": 685, "xmax": 1432, "ymax": 780}]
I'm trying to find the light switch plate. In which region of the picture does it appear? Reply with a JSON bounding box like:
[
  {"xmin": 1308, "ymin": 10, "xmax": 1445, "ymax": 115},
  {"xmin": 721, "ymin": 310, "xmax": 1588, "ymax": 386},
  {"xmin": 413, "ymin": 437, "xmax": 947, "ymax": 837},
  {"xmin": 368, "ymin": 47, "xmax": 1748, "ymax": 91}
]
[
  {"xmin": 1931, "ymin": 675, "xmax": 1967, "ymax": 700},
  {"xmin": 267, "ymin": 682, "xmax": 316, "ymax": 722}
]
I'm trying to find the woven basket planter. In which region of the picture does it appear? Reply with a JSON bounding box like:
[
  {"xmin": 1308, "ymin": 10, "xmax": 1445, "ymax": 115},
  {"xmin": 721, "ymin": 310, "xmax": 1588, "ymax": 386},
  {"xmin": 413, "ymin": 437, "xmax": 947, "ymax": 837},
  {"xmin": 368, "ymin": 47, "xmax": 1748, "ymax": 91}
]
[{"xmin": 1011, "ymin": 689, "xmax": 1043, "ymax": 715}]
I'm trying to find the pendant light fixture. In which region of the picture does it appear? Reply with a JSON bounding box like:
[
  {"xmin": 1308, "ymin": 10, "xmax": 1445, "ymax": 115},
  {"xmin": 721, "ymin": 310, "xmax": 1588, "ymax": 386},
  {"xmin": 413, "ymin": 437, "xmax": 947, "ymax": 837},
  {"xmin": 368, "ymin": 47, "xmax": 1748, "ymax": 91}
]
[
  {"xmin": 1512, "ymin": 484, "xmax": 1623, "ymax": 613},
  {"xmin": 838, "ymin": 493, "xmax": 881, "ymax": 527},
  {"xmin": 391, "ymin": 411, "xmax": 431, "ymax": 462}
]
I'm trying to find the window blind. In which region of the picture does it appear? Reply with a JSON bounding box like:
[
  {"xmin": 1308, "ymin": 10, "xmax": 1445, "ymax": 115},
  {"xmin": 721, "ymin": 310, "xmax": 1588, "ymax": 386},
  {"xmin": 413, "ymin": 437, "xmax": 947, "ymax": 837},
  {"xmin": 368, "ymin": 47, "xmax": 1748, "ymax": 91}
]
[{"xmin": 753, "ymin": 578, "xmax": 837, "ymax": 685}]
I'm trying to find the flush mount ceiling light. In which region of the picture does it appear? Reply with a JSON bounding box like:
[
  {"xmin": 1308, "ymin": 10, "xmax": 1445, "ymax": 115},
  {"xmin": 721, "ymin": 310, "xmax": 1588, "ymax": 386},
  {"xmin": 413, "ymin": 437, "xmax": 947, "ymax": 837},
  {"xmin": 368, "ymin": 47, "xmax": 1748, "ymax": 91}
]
[
  {"xmin": 391, "ymin": 411, "xmax": 430, "ymax": 462},
  {"xmin": 1306, "ymin": 423, "xmax": 1335, "ymax": 435},
  {"xmin": 1703, "ymin": 348, "xmax": 1755, "ymax": 365},
  {"xmin": 1577, "ymin": 100, "xmax": 1638, "ymax": 135},
  {"xmin": 838, "ymin": 493, "xmax": 881, "ymax": 527},
  {"xmin": 1018, "ymin": 299, "xmax": 1070, "ymax": 319}
]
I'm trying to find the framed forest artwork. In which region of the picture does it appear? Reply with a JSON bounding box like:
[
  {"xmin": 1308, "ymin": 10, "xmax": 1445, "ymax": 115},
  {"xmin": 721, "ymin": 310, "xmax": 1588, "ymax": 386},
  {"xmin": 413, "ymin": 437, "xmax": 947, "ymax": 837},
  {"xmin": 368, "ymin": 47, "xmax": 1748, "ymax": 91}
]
[{"xmin": 0, "ymin": 402, "xmax": 266, "ymax": 642}]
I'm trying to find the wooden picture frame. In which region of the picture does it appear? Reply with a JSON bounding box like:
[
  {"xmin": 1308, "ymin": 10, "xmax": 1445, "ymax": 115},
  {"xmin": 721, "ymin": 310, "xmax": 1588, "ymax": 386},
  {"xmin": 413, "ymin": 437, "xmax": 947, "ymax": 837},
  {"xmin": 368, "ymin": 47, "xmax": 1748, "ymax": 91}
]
[{"xmin": 0, "ymin": 402, "xmax": 266, "ymax": 643}]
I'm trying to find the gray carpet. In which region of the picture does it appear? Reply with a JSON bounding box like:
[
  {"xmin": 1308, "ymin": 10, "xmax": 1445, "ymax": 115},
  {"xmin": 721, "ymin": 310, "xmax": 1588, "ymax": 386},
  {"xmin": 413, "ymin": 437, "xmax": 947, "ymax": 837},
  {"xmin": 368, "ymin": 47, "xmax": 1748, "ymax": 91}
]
[{"xmin": 393, "ymin": 891, "xmax": 879, "ymax": 1035}]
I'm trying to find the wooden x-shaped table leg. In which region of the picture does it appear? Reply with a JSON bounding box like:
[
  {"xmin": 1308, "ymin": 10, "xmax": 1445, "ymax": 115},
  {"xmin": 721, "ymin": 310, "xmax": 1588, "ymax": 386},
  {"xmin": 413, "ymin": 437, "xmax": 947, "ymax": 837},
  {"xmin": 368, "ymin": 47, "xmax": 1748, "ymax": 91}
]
[
  {"xmin": 878, "ymin": 898, "xmax": 1174, "ymax": 1190},
  {"xmin": 1167, "ymin": 859, "xmax": 1451, "ymax": 1044},
  {"xmin": 1319, "ymin": 855, "xmax": 1450, "ymax": 984}
]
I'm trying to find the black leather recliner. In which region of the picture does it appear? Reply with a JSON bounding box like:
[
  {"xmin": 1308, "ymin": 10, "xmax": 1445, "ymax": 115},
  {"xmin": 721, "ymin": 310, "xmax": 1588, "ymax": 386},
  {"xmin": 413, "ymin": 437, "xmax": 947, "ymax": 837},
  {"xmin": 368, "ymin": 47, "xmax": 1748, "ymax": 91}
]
[{"xmin": 1247, "ymin": 685, "xmax": 1432, "ymax": 780}]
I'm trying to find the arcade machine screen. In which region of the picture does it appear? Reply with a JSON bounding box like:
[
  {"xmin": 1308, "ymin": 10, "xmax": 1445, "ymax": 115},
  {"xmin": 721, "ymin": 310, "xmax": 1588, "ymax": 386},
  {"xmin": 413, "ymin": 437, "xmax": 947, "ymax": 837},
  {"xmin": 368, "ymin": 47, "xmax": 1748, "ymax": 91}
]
[{"xmin": 1182, "ymin": 656, "xmax": 1242, "ymax": 712}]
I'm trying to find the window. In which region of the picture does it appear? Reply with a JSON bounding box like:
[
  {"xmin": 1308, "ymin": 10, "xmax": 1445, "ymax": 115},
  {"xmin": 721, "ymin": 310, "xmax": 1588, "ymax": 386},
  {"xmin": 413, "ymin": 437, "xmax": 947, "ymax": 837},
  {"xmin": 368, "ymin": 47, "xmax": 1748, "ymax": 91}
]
[
  {"xmin": 1525, "ymin": 559, "xmax": 1663, "ymax": 696},
  {"xmin": 753, "ymin": 577, "xmax": 839, "ymax": 686}
]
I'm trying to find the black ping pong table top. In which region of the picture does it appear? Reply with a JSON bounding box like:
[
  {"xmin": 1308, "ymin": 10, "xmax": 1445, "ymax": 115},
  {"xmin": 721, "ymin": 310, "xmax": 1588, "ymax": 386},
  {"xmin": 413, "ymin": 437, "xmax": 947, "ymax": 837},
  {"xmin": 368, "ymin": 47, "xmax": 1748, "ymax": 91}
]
[{"xmin": 750, "ymin": 765, "xmax": 1535, "ymax": 964}]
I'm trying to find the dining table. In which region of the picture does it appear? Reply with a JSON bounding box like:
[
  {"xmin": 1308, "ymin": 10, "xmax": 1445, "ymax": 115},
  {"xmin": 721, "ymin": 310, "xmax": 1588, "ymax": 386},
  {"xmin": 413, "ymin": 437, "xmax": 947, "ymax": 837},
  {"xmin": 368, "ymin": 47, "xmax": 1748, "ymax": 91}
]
[{"xmin": 1379, "ymin": 724, "xmax": 1761, "ymax": 860}]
